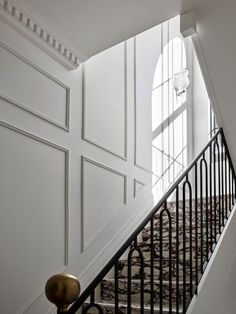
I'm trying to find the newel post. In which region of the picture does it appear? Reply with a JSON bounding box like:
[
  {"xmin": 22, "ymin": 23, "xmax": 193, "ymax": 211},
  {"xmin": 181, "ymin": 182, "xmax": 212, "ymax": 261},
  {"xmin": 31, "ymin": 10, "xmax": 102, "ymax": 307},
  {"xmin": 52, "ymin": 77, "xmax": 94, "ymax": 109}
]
[{"xmin": 45, "ymin": 273, "xmax": 81, "ymax": 313}]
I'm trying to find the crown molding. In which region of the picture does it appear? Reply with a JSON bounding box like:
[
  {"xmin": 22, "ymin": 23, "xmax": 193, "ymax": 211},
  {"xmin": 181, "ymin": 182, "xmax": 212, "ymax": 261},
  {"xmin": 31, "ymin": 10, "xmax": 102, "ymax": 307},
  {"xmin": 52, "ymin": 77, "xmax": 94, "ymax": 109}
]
[
  {"xmin": 180, "ymin": 10, "xmax": 196, "ymax": 38},
  {"xmin": 0, "ymin": 0, "xmax": 88, "ymax": 70}
]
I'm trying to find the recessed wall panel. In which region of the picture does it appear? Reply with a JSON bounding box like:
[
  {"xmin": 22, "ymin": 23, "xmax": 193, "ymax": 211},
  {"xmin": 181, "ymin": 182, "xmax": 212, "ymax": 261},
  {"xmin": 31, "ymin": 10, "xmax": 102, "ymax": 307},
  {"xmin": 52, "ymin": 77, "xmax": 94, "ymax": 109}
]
[
  {"xmin": 0, "ymin": 43, "xmax": 69, "ymax": 129},
  {"xmin": 83, "ymin": 43, "xmax": 126, "ymax": 158},
  {"xmin": 134, "ymin": 179, "xmax": 146, "ymax": 197},
  {"xmin": 0, "ymin": 122, "xmax": 68, "ymax": 313},
  {"xmin": 82, "ymin": 157, "xmax": 126, "ymax": 250}
]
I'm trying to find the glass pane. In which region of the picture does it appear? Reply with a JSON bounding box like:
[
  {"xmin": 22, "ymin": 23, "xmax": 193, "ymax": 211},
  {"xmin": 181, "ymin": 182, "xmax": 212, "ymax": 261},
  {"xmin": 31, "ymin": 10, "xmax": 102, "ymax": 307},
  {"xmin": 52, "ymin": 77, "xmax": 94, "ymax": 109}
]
[
  {"xmin": 183, "ymin": 146, "xmax": 187, "ymax": 168},
  {"xmin": 169, "ymin": 78, "xmax": 174, "ymax": 115},
  {"xmin": 153, "ymin": 55, "xmax": 163, "ymax": 89},
  {"xmin": 152, "ymin": 87, "xmax": 162, "ymax": 131},
  {"xmin": 169, "ymin": 39, "xmax": 173, "ymax": 81},
  {"xmin": 174, "ymin": 113, "xmax": 183, "ymax": 158},
  {"xmin": 152, "ymin": 146, "xmax": 162, "ymax": 178},
  {"xmin": 182, "ymin": 40, "xmax": 187, "ymax": 69},
  {"xmin": 163, "ymin": 42, "xmax": 169, "ymax": 83},
  {"xmin": 173, "ymin": 37, "xmax": 182, "ymax": 75},
  {"xmin": 163, "ymin": 81, "xmax": 169, "ymax": 120},
  {"xmin": 163, "ymin": 127, "xmax": 169, "ymax": 165},
  {"xmin": 183, "ymin": 110, "xmax": 187, "ymax": 147}
]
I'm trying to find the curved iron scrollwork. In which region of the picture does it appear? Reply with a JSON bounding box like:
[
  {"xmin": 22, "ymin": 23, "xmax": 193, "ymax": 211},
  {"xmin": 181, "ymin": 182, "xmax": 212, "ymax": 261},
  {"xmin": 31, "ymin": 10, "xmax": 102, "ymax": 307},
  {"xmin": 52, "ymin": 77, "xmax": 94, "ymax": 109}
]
[
  {"xmin": 127, "ymin": 241, "xmax": 145, "ymax": 312},
  {"xmin": 82, "ymin": 303, "xmax": 104, "ymax": 314},
  {"xmin": 46, "ymin": 128, "xmax": 236, "ymax": 314}
]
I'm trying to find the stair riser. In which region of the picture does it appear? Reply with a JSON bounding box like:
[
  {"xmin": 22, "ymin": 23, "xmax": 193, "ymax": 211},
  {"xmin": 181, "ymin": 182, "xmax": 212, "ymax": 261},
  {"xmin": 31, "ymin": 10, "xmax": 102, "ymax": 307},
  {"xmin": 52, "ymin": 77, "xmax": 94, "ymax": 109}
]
[
  {"xmin": 142, "ymin": 224, "xmax": 218, "ymax": 241},
  {"xmin": 143, "ymin": 216, "xmax": 222, "ymax": 240},
  {"xmin": 83, "ymin": 303, "xmax": 177, "ymax": 314},
  {"xmin": 138, "ymin": 244, "xmax": 212, "ymax": 262},
  {"xmin": 148, "ymin": 197, "xmax": 227, "ymax": 232},
  {"xmin": 101, "ymin": 279, "xmax": 191, "ymax": 307},
  {"xmin": 118, "ymin": 259, "xmax": 204, "ymax": 281}
]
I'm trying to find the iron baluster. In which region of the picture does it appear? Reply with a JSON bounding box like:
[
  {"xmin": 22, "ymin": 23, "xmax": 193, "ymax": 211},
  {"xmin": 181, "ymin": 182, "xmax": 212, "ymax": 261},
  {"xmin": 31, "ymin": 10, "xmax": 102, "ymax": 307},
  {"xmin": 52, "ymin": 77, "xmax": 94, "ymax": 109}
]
[
  {"xmin": 182, "ymin": 180, "xmax": 187, "ymax": 312},
  {"xmin": 220, "ymin": 133, "xmax": 225, "ymax": 226},
  {"xmin": 209, "ymin": 142, "xmax": 213, "ymax": 252},
  {"xmin": 194, "ymin": 163, "xmax": 199, "ymax": 292},
  {"xmin": 159, "ymin": 203, "xmax": 164, "ymax": 314},
  {"xmin": 114, "ymin": 261, "xmax": 119, "ymax": 313},
  {"xmin": 176, "ymin": 186, "xmax": 180, "ymax": 313},
  {"xmin": 150, "ymin": 218, "xmax": 154, "ymax": 314},
  {"xmin": 199, "ymin": 158, "xmax": 204, "ymax": 273}
]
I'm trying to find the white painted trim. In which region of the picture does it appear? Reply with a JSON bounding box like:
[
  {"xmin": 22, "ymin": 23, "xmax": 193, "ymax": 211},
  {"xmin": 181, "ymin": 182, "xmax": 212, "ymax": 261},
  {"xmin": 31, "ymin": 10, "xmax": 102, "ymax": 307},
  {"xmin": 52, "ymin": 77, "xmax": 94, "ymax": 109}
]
[
  {"xmin": 81, "ymin": 156, "xmax": 127, "ymax": 252},
  {"xmin": 191, "ymin": 33, "xmax": 223, "ymax": 128},
  {"xmin": 79, "ymin": 192, "xmax": 154, "ymax": 291},
  {"xmin": 180, "ymin": 10, "xmax": 197, "ymax": 38},
  {"xmin": 82, "ymin": 42, "xmax": 128, "ymax": 160},
  {"xmin": 0, "ymin": 0, "xmax": 87, "ymax": 70},
  {"xmin": 133, "ymin": 178, "xmax": 146, "ymax": 198},
  {"xmin": 0, "ymin": 40, "xmax": 70, "ymax": 130},
  {"xmin": 186, "ymin": 36, "xmax": 194, "ymax": 165},
  {"xmin": 0, "ymin": 120, "xmax": 70, "ymax": 313},
  {"xmin": 186, "ymin": 203, "xmax": 236, "ymax": 314},
  {"xmin": 133, "ymin": 37, "xmax": 152, "ymax": 173}
]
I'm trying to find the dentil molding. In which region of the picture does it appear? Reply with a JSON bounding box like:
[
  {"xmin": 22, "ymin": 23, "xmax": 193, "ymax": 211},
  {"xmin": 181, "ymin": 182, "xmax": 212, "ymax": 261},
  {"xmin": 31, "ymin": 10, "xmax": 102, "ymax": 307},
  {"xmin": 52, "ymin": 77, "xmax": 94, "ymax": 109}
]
[{"xmin": 0, "ymin": 0, "xmax": 88, "ymax": 70}]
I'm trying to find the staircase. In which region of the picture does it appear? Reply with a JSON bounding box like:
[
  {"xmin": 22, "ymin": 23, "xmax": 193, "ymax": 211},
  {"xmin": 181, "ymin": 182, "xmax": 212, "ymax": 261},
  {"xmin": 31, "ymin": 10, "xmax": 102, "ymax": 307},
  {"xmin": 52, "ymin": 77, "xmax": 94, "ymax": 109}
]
[
  {"xmin": 85, "ymin": 197, "xmax": 223, "ymax": 313},
  {"xmin": 45, "ymin": 128, "xmax": 236, "ymax": 314}
]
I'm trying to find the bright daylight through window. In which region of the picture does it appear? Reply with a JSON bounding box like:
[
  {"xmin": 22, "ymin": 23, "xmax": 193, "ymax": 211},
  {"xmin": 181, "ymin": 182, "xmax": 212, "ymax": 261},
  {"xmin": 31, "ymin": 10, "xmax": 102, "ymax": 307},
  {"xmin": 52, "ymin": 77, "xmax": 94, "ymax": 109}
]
[{"xmin": 152, "ymin": 20, "xmax": 189, "ymax": 194}]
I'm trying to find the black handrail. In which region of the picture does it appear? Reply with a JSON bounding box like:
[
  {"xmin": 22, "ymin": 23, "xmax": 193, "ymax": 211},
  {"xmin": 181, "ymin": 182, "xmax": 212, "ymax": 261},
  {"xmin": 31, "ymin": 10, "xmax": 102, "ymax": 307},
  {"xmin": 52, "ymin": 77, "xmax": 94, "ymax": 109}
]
[{"xmin": 67, "ymin": 128, "xmax": 236, "ymax": 313}]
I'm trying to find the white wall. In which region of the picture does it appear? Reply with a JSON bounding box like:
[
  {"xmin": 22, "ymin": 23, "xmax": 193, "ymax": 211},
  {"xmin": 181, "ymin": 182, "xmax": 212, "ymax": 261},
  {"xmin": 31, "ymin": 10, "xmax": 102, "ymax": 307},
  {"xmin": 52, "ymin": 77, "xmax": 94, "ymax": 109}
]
[
  {"xmin": 192, "ymin": 45, "xmax": 210, "ymax": 157},
  {"xmin": 187, "ymin": 205, "xmax": 236, "ymax": 314},
  {"xmin": 193, "ymin": 0, "xmax": 236, "ymax": 164},
  {"xmin": 184, "ymin": 0, "xmax": 236, "ymax": 312},
  {"xmin": 0, "ymin": 14, "xmax": 160, "ymax": 313}
]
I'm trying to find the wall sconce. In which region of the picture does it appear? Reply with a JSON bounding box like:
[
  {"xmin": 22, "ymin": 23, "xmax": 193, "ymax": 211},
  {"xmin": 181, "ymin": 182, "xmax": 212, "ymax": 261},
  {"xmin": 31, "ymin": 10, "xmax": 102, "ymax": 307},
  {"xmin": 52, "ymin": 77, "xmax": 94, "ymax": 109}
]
[{"xmin": 173, "ymin": 69, "xmax": 190, "ymax": 97}]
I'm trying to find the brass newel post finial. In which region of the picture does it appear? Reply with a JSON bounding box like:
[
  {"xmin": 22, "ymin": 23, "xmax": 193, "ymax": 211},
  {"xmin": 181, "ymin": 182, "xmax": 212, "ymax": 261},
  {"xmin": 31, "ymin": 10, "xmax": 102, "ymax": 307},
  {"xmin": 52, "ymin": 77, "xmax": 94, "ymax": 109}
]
[{"xmin": 45, "ymin": 273, "xmax": 81, "ymax": 313}]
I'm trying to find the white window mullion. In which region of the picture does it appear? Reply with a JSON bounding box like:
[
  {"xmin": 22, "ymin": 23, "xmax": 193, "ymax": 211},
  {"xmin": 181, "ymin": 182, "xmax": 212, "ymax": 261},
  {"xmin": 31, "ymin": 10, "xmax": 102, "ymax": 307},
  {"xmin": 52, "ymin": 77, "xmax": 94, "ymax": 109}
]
[
  {"xmin": 167, "ymin": 20, "xmax": 171, "ymax": 185},
  {"xmin": 171, "ymin": 30, "xmax": 175, "ymax": 183},
  {"xmin": 161, "ymin": 23, "xmax": 164, "ymax": 191}
]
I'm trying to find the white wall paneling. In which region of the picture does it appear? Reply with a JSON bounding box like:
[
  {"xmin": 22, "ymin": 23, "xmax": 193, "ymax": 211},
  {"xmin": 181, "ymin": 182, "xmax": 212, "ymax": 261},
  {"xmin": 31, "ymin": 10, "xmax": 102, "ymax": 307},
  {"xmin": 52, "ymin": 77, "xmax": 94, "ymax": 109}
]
[
  {"xmin": 133, "ymin": 178, "xmax": 146, "ymax": 198},
  {"xmin": 82, "ymin": 42, "xmax": 127, "ymax": 160},
  {"xmin": 0, "ymin": 12, "xmax": 155, "ymax": 313},
  {"xmin": 134, "ymin": 26, "xmax": 162, "ymax": 172},
  {"xmin": 81, "ymin": 156, "xmax": 127, "ymax": 251},
  {"xmin": 0, "ymin": 120, "xmax": 69, "ymax": 313},
  {"xmin": 0, "ymin": 40, "xmax": 70, "ymax": 131}
]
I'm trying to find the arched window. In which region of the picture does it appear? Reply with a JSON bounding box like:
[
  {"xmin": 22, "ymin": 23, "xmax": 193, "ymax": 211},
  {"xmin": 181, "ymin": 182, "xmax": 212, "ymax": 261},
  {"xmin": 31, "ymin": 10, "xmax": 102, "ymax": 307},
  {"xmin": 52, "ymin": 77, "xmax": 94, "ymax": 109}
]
[{"xmin": 152, "ymin": 36, "xmax": 188, "ymax": 193}]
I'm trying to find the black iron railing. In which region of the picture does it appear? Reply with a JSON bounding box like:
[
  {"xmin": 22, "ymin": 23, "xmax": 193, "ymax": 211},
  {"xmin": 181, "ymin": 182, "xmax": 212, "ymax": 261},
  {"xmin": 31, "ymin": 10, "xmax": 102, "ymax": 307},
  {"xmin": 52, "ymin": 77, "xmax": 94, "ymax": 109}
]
[{"xmin": 47, "ymin": 128, "xmax": 236, "ymax": 314}]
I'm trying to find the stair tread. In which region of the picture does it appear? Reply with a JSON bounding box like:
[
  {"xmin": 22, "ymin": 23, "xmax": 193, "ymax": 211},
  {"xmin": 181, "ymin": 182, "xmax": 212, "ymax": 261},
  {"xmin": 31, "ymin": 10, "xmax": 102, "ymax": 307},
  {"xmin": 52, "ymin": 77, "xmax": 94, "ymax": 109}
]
[
  {"xmin": 85, "ymin": 299, "xmax": 186, "ymax": 313},
  {"xmin": 103, "ymin": 278, "xmax": 191, "ymax": 285}
]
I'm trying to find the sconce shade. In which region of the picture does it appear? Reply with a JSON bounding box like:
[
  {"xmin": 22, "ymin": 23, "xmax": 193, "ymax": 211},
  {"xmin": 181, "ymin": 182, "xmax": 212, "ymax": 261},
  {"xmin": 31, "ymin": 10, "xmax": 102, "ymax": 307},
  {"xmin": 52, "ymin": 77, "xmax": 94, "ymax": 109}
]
[{"xmin": 173, "ymin": 69, "xmax": 190, "ymax": 96}]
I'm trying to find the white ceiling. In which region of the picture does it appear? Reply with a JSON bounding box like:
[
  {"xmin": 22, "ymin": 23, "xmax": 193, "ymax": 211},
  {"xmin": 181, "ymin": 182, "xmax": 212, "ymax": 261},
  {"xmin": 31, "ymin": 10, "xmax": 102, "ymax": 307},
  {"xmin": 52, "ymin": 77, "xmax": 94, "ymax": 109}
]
[{"xmin": 18, "ymin": 0, "xmax": 212, "ymax": 59}]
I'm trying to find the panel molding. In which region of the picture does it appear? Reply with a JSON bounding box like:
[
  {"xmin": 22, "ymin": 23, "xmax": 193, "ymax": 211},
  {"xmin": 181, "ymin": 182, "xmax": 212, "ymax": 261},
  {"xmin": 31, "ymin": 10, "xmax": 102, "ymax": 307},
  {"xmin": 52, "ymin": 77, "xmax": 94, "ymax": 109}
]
[
  {"xmin": 133, "ymin": 178, "xmax": 146, "ymax": 198},
  {"xmin": 82, "ymin": 42, "xmax": 128, "ymax": 160},
  {"xmin": 0, "ymin": 120, "xmax": 69, "ymax": 313},
  {"xmin": 81, "ymin": 156, "xmax": 127, "ymax": 251},
  {"xmin": 0, "ymin": 0, "xmax": 87, "ymax": 70},
  {"xmin": 0, "ymin": 40, "xmax": 70, "ymax": 131},
  {"xmin": 79, "ymin": 193, "xmax": 154, "ymax": 290},
  {"xmin": 133, "ymin": 37, "xmax": 152, "ymax": 173}
]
